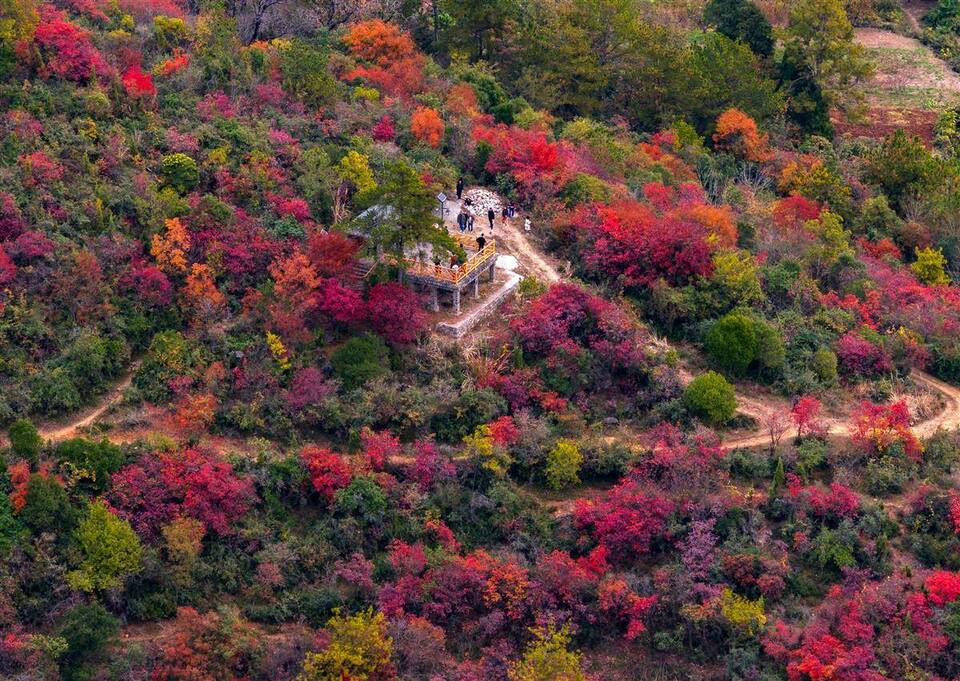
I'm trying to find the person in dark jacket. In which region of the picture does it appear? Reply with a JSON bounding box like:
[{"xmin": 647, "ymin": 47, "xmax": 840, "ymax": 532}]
[
  {"xmin": 476, "ymin": 234, "xmax": 487, "ymax": 251},
  {"xmin": 456, "ymin": 177, "xmax": 464, "ymax": 200},
  {"xmin": 487, "ymin": 208, "xmax": 495, "ymax": 230}
]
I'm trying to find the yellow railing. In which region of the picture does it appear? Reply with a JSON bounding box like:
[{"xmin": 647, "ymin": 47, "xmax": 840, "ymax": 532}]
[{"xmin": 402, "ymin": 241, "xmax": 497, "ymax": 284}]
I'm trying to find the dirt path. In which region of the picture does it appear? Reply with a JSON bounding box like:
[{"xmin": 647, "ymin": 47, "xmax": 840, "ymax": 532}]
[
  {"xmin": 446, "ymin": 185, "xmax": 960, "ymax": 450},
  {"xmin": 0, "ymin": 365, "xmax": 139, "ymax": 447},
  {"xmin": 446, "ymin": 189, "xmax": 562, "ymax": 284}
]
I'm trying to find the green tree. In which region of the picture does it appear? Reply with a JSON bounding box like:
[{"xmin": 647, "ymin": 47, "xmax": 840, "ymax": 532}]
[
  {"xmin": 442, "ymin": 0, "xmax": 520, "ymax": 62},
  {"xmin": 704, "ymin": 0, "xmax": 774, "ymax": 57},
  {"xmin": 545, "ymin": 439, "xmax": 583, "ymax": 491},
  {"xmin": 159, "ymin": 153, "xmax": 199, "ymax": 194},
  {"xmin": 281, "ymin": 39, "xmax": 339, "ymax": 107},
  {"xmin": 686, "ymin": 32, "xmax": 784, "ymax": 133},
  {"xmin": 770, "ymin": 457, "xmax": 786, "ymax": 499},
  {"xmin": 361, "ymin": 160, "xmax": 457, "ymax": 265},
  {"xmin": 8, "ymin": 418, "xmax": 42, "ymax": 464},
  {"xmin": 706, "ymin": 311, "xmax": 759, "ymax": 375},
  {"xmin": 864, "ymin": 130, "xmax": 940, "ymax": 211},
  {"xmin": 684, "ymin": 371, "xmax": 738, "ymax": 426},
  {"xmin": 20, "ymin": 475, "xmax": 77, "ymax": 536},
  {"xmin": 68, "ymin": 501, "xmax": 142, "ymax": 592},
  {"xmin": 58, "ymin": 603, "xmax": 119, "ymax": 681},
  {"xmin": 912, "ymin": 246, "xmax": 951, "ymax": 286},
  {"xmin": 0, "ymin": 492, "xmax": 24, "ymax": 555},
  {"xmin": 782, "ymin": 0, "xmax": 873, "ymax": 112},
  {"xmin": 777, "ymin": 44, "xmax": 833, "ymax": 136},
  {"xmin": 333, "ymin": 477, "xmax": 387, "ymax": 523},
  {"xmin": 330, "ymin": 334, "xmax": 391, "ymax": 391},
  {"xmin": 55, "ymin": 438, "xmax": 123, "ymax": 494}
]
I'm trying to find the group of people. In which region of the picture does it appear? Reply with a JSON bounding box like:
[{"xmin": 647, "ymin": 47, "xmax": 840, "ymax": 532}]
[{"xmin": 455, "ymin": 177, "xmax": 525, "ymax": 234}]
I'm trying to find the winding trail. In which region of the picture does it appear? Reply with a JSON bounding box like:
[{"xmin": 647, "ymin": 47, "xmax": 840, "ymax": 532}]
[
  {"xmin": 456, "ymin": 185, "xmax": 960, "ymax": 450},
  {"xmin": 0, "ymin": 365, "xmax": 138, "ymax": 447},
  {"xmin": 24, "ymin": 187, "xmax": 960, "ymax": 453}
]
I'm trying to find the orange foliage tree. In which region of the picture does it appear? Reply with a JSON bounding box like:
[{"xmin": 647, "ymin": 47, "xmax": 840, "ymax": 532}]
[
  {"xmin": 268, "ymin": 250, "xmax": 321, "ymax": 344},
  {"xmin": 170, "ymin": 392, "xmax": 217, "ymax": 437},
  {"xmin": 446, "ymin": 82, "xmax": 480, "ymax": 120},
  {"xmin": 151, "ymin": 217, "xmax": 191, "ymax": 274},
  {"xmin": 182, "ymin": 263, "xmax": 225, "ymax": 319},
  {"xmin": 411, "ymin": 107, "xmax": 444, "ymax": 148},
  {"xmin": 342, "ymin": 19, "xmax": 425, "ymax": 98},
  {"xmin": 343, "ymin": 19, "xmax": 417, "ymax": 65},
  {"xmin": 713, "ymin": 108, "xmax": 770, "ymax": 162}
]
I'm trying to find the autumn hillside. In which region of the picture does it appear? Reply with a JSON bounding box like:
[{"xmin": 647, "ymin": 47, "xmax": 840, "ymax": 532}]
[{"xmin": 6, "ymin": 0, "xmax": 960, "ymax": 679}]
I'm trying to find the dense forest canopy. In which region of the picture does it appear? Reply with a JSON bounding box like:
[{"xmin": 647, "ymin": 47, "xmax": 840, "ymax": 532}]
[{"xmin": 5, "ymin": 0, "xmax": 960, "ymax": 679}]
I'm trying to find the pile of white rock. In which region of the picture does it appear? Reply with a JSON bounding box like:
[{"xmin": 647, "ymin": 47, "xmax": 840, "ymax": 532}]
[{"xmin": 463, "ymin": 188, "xmax": 503, "ymax": 215}]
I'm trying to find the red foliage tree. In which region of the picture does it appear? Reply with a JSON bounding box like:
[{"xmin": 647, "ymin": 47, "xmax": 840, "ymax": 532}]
[
  {"xmin": 122, "ymin": 64, "xmax": 156, "ymax": 98},
  {"xmin": 367, "ymin": 282, "xmax": 426, "ymax": 344},
  {"xmin": 0, "ymin": 246, "xmax": 16, "ymax": 286},
  {"xmin": 836, "ymin": 332, "xmax": 892, "ymax": 377},
  {"xmin": 573, "ymin": 479, "xmax": 675, "ymax": 563},
  {"xmin": 566, "ymin": 199, "xmax": 714, "ymax": 288},
  {"xmin": 772, "ymin": 195, "xmax": 822, "ymax": 231},
  {"xmin": 851, "ymin": 400, "xmax": 922, "ymax": 461},
  {"xmin": 473, "ymin": 123, "xmax": 570, "ymax": 203},
  {"xmin": 110, "ymin": 448, "xmax": 255, "ymax": 539},
  {"xmin": 33, "ymin": 7, "xmax": 111, "ymax": 82},
  {"xmin": 0, "ymin": 193, "xmax": 25, "ymax": 241},
  {"xmin": 300, "ymin": 446, "xmax": 352, "ymax": 502},
  {"xmin": 791, "ymin": 395, "xmax": 824, "ymax": 439},
  {"xmin": 360, "ymin": 428, "xmax": 400, "ymax": 471},
  {"xmin": 151, "ymin": 607, "xmax": 262, "ymax": 681},
  {"xmin": 283, "ymin": 366, "xmax": 335, "ymax": 411},
  {"xmin": 306, "ymin": 230, "xmax": 359, "ymax": 279},
  {"xmin": 372, "ymin": 115, "xmax": 396, "ymax": 142},
  {"xmin": 311, "ymin": 277, "xmax": 367, "ymax": 325}
]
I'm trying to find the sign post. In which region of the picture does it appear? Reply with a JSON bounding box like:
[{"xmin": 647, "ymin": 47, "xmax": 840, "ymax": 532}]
[{"xmin": 436, "ymin": 192, "xmax": 447, "ymax": 220}]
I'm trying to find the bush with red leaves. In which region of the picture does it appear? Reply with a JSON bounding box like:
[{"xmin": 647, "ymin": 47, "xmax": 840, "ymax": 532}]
[
  {"xmin": 574, "ymin": 478, "xmax": 675, "ymax": 564},
  {"xmin": 109, "ymin": 448, "xmax": 255, "ymax": 539},
  {"xmin": 33, "ymin": 7, "xmax": 111, "ymax": 82},
  {"xmin": 836, "ymin": 332, "xmax": 892, "ymax": 378},
  {"xmin": 122, "ymin": 65, "xmax": 156, "ymax": 98},
  {"xmin": 300, "ymin": 446, "xmax": 352, "ymax": 502},
  {"xmin": 563, "ymin": 198, "xmax": 715, "ymax": 289},
  {"xmin": 367, "ymin": 282, "xmax": 426, "ymax": 345}
]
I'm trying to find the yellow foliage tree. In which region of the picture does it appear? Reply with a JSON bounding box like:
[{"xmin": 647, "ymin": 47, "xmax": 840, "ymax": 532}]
[
  {"xmin": 911, "ymin": 246, "xmax": 951, "ymax": 287},
  {"xmin": 297, "ymin": 608, "xmax": 393, "ymax": 681},
  {"xmin": 719, "ymin": 587, "xmax": 766, "ymax": 635},
  {"xmin": 545, "ymin": 439, "xmax": 583, "ymax": 491},
  {"xmin": 508, "ymin": 626, "xmax": 586, "ymax": 681}
]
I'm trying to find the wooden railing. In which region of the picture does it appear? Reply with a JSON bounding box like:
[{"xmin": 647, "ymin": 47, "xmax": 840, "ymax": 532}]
[{"xmin": 402, "ymin": 241, "xmax": 497, "ymax": 284}]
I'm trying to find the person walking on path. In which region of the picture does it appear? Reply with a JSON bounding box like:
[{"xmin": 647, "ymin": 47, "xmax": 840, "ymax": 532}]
[
  {"xmin": 476, "ymin": 234, "xmax": 487, "ymax": 251},
  {"xmin": 456, "ymin": 177, "xmax": 464, "ymax": 200},
  {"xmin": 524, "ymin": 217, "xmax": 532, "ymax": 232},
  {"xmin": 487, "ymin": 208, "xmax": 495, "ymax": 230},
  {"xmin": 468, "ymin": 213, "xmax": 475, "ymax": 232},
  {"xmin": 457, "ymin": 211, "xmax": 466, "ymax": 232}
]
